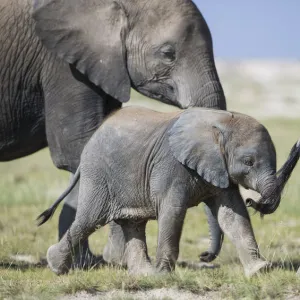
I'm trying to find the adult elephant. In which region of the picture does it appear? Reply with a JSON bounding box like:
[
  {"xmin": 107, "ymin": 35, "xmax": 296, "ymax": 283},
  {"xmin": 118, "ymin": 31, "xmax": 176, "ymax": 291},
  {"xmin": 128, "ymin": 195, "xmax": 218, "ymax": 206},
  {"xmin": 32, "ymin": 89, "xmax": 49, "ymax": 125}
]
[{"xmin": 0, "ymin": 0, "xmax": 226, "ymax": 266}]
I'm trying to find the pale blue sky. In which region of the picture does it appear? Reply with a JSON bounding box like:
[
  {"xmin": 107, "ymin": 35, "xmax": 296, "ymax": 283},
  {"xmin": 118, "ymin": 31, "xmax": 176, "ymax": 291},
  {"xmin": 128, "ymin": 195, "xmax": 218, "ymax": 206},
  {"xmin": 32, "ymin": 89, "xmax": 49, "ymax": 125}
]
[{"xmin": 194, "ymin": 0, "xmax": 300, "ymax": 59}]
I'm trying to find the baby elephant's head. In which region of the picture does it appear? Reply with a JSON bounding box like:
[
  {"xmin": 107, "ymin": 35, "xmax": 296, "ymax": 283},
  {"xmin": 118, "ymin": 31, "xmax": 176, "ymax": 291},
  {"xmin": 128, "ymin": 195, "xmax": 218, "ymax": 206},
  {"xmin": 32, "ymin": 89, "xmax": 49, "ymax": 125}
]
[{"xmin": 169, "ymin": 108, "xmax": 299, "ymax": 214}]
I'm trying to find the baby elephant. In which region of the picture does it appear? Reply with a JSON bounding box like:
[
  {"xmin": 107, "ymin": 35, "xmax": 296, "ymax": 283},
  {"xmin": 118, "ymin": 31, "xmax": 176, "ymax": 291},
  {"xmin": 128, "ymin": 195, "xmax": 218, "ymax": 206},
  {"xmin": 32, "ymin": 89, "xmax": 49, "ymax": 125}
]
[{"xmin": 38, "ymin": 107, "xmax": 298, "ymax": 277}]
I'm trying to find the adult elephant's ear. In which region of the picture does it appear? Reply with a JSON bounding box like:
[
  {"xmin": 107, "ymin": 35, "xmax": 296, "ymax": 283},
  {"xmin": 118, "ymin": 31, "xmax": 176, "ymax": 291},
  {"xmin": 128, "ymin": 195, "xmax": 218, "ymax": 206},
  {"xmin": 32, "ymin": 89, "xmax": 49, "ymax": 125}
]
[
  {"xmin": 168, "ymin": 108, "xmax": 230, "ymax": 188},
  {"xmin": 33, "ymin": 0, "xmax": 130, "ymax": 102}
]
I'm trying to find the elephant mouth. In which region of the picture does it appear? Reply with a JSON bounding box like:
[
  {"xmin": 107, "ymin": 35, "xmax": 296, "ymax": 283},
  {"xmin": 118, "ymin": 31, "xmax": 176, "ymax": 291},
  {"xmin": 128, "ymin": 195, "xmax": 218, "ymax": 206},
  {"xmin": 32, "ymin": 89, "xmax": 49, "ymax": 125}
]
[
  {"xmin": 245, "ymin": 197, "xmax": 267, "ymax": 215},
  {"xmin": 241, "ymin": 187, "xmax": 262, "ymax": 209},
  {"xmin": 134, "ymin": 80, "xmax": 179, "ymax": 107}
]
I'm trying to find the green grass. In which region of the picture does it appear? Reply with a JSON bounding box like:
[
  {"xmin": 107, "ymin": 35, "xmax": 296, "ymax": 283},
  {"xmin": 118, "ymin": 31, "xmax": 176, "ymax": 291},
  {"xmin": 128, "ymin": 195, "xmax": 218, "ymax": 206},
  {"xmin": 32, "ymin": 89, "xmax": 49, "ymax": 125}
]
[{"xmin": 0, "ymin": 99, "xmax": 299, "ymax": 299}]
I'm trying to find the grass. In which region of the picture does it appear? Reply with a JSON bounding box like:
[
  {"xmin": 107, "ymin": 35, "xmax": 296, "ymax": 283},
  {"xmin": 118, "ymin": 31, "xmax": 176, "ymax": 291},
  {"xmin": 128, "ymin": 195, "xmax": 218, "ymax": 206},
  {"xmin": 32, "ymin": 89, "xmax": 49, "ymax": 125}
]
[{"xmin": 0, "ymin": 97, "xmax": 299, "ymax": 299}]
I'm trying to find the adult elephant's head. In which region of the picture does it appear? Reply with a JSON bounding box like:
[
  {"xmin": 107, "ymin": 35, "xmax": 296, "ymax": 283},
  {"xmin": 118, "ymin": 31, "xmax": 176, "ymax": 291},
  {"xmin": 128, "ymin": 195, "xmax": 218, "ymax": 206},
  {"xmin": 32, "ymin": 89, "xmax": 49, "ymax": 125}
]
[
  {"xmin": 33, "ymin": 0, "xmax": 226, "ymax": 109},
  {"xmin": 169, "ymin": 109, "xmax": 299, "ymax": 213}
]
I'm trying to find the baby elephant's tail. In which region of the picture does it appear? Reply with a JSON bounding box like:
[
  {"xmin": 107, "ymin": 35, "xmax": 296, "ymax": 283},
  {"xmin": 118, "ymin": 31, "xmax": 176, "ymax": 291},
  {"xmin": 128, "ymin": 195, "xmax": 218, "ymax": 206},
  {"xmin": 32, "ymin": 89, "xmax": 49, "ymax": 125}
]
[{"xmin": 37, "ymin": 166, "xmax": 81, "ymax": 226}]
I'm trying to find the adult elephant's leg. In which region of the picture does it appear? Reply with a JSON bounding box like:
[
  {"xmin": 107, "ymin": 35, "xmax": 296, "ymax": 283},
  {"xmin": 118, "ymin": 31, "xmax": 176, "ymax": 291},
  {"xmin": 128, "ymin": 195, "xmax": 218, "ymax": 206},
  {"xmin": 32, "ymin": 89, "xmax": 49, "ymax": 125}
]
[
  {"xmin": 103, "ymin": 221, "xmax": 127, "ymax": 266},
  {"xmin": 200, "ymin": 204, "xmax": 224, "ymax": 262},
  {"xmin": 42, "ymin": 60, "xmax": 121, "ymax": 267},
  {"xmin": 58, "ymin": 174, "xmax": 78, "ymax": 241}
]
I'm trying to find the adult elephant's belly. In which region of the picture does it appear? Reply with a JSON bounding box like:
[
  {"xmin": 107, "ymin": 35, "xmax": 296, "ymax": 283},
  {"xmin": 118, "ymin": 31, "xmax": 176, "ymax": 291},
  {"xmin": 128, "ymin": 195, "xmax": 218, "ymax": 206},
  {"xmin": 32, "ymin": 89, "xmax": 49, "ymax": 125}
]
[{"xmin": 0, "ymin": 95, "xmax": 47, "ymax": 161}]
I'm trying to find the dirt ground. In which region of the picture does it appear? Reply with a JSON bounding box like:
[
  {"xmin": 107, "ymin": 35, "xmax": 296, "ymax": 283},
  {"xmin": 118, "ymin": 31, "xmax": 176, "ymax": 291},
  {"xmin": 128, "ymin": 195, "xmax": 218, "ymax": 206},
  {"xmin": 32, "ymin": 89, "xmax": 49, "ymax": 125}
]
[{"xmin": 60, "ymin": 289, "xmax": 220, "ymax": 300}]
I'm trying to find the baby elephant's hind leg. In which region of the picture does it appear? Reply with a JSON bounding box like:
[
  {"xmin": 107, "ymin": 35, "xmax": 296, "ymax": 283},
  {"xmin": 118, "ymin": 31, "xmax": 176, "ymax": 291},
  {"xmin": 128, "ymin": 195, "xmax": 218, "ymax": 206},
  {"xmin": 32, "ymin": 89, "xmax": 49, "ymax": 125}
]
[
  {"xmin": 47, "ymin": 218, "xmax": 98, "ymax": 275},
  {"xmin": 103, "ymin": 221, "xmax": 126, "ymax": 267},
  {"xmin": 47, "ymin": 181, "xmax": 108, "ymax": 275},
  {"xmin": 122, "ymin": 221, "xmax": 154, "ymax": 275}
]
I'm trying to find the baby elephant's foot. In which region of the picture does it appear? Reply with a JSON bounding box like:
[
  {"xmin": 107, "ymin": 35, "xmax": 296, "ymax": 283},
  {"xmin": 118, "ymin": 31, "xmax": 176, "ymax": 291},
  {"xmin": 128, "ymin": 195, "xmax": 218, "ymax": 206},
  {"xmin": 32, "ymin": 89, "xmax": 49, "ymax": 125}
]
[
  {"xmin": 128, "ymin": 263, "xmax": 156, "ymax": 276},
  {"xmin": 47, "ymin": 244, "xmax": 72, "ymax": 275},
  {"xmin": 244, "ymin": 260, "xmax": 271, "ymax": 278}
]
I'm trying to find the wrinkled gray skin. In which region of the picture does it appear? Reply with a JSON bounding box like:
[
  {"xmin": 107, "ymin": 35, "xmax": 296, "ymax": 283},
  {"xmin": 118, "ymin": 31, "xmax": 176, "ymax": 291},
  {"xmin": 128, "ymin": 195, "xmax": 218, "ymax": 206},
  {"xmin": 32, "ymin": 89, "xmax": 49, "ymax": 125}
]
[
  {"xmin": 207, "ymin": 137, "xmax": 300, "ymax": 263},
  {"xmin": 40, "ymin": 106, "xmax": 291, "ymax": 277},
  {"xmin": 0, "ymin": 0, "xmax": 226, "ymax": 266}
]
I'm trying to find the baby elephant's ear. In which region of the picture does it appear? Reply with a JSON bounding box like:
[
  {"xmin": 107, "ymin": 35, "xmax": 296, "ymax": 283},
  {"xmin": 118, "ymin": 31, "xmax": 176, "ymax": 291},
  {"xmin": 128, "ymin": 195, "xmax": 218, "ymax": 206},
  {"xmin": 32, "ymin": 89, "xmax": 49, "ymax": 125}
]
[{"xmin": 168, "ymin": 109, "xmax": 229, "ymax": 188}]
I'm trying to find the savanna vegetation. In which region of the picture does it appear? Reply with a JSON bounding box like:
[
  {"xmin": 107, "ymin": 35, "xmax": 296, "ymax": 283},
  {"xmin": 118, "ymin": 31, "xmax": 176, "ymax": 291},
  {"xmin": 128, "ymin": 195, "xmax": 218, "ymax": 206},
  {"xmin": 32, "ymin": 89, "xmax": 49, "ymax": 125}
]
[{"xmin": 0, "ymin": 92, "xmax": 299, "ymax": 299}]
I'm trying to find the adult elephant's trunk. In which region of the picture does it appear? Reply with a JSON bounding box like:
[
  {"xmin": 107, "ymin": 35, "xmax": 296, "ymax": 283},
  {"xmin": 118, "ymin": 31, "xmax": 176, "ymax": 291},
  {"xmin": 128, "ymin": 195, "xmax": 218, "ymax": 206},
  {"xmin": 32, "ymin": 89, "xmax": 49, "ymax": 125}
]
[
  {"xmin": 178, "ymin": 48, "xmax": 226, "ymax": 110},
  {"xmin": 199, "ymin": 205, "xmax": 224, "ymax": 262},
  {"xmin": 185, "ymin": 48, "xmax": 226, "ymax": 262},
  {"xmin": 182, "ymin": 47, "xmax": 227, "ymax": 262},
  {"xmin": 246, "ymin": 139, "xmax": 300, "ymax": 214}
]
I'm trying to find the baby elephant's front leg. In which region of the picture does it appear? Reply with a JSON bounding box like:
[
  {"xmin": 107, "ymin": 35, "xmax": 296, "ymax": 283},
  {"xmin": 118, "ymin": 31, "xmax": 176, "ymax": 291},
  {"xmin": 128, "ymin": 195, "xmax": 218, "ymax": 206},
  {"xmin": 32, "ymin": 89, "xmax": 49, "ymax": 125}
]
[
  {"xmin": 156, "ymin": 206, "xmax": 187, "ymax": 272},
  {"xmin": 214, "ymin": 188, "xmax": 270, "ymax": 277}
]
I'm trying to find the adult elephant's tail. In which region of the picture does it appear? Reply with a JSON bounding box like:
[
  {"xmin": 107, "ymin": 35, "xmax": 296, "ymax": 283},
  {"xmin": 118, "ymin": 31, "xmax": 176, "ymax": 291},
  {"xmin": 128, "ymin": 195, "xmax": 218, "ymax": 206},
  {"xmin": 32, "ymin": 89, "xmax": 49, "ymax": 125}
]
[{"xmin": 37, "ymin": 166, "xmax": 81, "ymax": 226}]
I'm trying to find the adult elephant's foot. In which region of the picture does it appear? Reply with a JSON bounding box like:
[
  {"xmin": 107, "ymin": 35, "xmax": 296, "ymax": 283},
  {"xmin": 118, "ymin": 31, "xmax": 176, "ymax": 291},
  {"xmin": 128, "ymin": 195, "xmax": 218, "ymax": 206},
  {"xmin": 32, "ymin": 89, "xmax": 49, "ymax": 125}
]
[
  {"xmin": 71, "ymin": 246, "xmax": 105, "ymax": 270},
  {"xmin": 244, "ymin": 260, "xmax": 271, "ymax": 278},
  {"xmin": 199, "ymin": 251, "xmax": 217, "ymax": 263},
  {"xmin": 47, "ymin": 244, "xmax": 72, "ymax": 275},
  {"xmin": 177, "ymin": 260, "xmax": 219, "ymax": 270}
]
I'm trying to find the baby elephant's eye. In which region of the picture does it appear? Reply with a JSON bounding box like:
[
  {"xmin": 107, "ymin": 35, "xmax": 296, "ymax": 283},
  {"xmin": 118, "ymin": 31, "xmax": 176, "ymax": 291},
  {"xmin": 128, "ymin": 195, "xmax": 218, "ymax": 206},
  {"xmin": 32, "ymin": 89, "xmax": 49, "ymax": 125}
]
[
  {"xmin": 159, "ymin": 45, "xmax": 176, "ymax": 62},
  {"xmin": 162, "ymin": 49, "xmax": 176, "ymax": 61},
  {"xmin": 243, "ymin": 158, "xmax": 254, "ymax": 167}
]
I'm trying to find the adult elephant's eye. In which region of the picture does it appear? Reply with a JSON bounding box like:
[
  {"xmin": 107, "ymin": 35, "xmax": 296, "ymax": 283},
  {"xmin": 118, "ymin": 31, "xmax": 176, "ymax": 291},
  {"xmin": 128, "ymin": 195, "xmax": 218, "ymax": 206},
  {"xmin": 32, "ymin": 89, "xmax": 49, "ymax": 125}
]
[{"xmin": 243, "ymin": 158, "xmax": 254, "ymax": 167}]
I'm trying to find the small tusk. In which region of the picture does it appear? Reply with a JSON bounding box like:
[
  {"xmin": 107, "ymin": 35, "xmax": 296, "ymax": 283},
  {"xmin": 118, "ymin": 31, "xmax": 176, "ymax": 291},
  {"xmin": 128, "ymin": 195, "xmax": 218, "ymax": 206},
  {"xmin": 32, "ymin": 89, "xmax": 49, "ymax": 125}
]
[
  {"xmin": 245, "ymin": 198, "xmax": 253, "ymax": 207},
  {"xmin": 245, "ymin": 198, "xmax": 261, "ymax": 211}
]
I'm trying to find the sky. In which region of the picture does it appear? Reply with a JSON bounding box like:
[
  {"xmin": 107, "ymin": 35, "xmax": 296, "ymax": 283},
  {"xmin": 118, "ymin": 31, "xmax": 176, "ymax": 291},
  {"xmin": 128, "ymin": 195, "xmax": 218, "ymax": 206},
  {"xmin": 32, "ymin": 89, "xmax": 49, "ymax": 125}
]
[{"xmin": 193, "ymin": 0, "xmax": 300, "ymax": 59}]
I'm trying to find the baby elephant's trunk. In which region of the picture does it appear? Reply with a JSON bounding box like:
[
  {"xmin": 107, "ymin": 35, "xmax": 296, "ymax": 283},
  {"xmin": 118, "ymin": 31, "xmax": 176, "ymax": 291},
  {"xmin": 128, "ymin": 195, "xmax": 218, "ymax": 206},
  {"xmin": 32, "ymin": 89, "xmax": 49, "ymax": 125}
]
[
  {"xmin": 246, "ymin": 139, "xmax": 300, "ymax": 215},
  {"xmin": 36, "ymin": 166, "xmax": 81, "ymax": 226}
]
